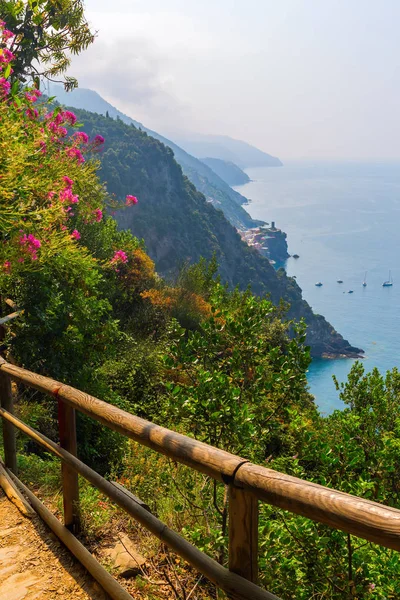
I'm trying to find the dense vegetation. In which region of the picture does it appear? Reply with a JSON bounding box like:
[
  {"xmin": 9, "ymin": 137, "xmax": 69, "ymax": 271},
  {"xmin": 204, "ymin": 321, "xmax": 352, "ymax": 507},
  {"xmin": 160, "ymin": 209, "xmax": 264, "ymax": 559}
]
[{"xmin": 1, "ymin": 9, "xmax": 399, "ymax": 599}]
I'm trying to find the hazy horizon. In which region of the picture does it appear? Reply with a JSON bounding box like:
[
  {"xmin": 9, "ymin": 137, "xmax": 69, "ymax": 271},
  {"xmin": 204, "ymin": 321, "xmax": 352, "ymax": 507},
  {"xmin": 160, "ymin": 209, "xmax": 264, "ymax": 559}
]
[{"xmin": 69, "ymin": 0, "xmax": 400, "ymax": 161}]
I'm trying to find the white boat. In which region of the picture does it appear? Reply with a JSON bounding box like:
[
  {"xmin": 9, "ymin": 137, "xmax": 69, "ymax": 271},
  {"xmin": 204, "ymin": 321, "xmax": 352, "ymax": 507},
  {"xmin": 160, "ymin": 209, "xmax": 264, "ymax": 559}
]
[
  {"xmin": 362, "ymin": 271, "xmax": 367, "ymax": 287},
  {"xmin": 315, "ymin": 282, "xmax": 323, "ymax": 287},
  {"xmin": 383, "ymin": 271, "xmax": 393, "ymax": 287}
]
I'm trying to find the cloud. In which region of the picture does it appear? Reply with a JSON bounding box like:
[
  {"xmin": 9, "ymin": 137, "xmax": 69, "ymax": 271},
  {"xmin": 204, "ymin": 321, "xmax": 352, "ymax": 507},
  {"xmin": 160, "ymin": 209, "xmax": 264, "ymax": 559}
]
[{"xmin": 70, "ymin": 36, "xmax": 191, "ymax": 131}]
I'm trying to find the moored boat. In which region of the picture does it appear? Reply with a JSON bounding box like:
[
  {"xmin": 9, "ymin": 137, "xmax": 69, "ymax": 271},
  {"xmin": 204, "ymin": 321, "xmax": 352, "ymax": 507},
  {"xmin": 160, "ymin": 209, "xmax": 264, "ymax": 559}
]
[{"xmin": 383, "ymin": 271, "xmax": 393, "ymax": 287}]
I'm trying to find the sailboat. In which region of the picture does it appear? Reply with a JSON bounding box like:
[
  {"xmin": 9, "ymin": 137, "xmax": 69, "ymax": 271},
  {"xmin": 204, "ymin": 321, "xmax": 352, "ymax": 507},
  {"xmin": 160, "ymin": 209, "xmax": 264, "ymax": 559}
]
[
  {"xmin": 362, "ymin": 271, "xmax": 367, "ymax": 287},
  {"xmin": 382, "ymin": 271, "xmax": 393, "ymax": 287}
]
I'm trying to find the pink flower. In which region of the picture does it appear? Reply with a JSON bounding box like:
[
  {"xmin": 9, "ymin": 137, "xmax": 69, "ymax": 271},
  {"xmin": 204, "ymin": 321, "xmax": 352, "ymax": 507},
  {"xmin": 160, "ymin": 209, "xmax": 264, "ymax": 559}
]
[
  {"xmin": 25, "ymin": 108, "xmax": 39, "ymax": 119},
  {"xmin": 62, "ymin": 176, "xmax": 74, "ymax": 188},
  {"xmin": 0, "ymin": 48, "xmax": 15, "ymax": 63},
  {"xmin": 25, "ymin": 92, "xmax": 38, "ymax": 103},
  {"xmin": 126, "ymin": 195, "xmax": 138, "ymax": 206},
  {"xmin": 2, "ymin": 29, "xmax": 14, "ymax": 41},
  {"xmin": 73, "ymin": 131, "xmax": 89, "ymax": 144},
  {"xmin": 93, "ymin": 135, "xmax": 105, "ymax": 145},
  {"xmin": 0, "ymin": 21, "xmax": 6, "ymax": 29},
  {"xmin": 0, "ymin": 77, "xmax": 10, "ymax": 96},
  {"xmin": 3, "ymin": 260, "xmax": 11, "ymax": 273},
  {"xmin": 59, "ymin": 188, "xmax": 79, "ymax": 204},
  {"xmin": 93, "ymin": 208, "xmax": 103, "ymax": 222},
  {"xmin": 54, "ymin": 112, "xmax": 64, "ymax": 125},
  {"xmin": 47, "ymin": 121, "xmax": 58, "ymax": 133},
  {"xmin": 28, "ymin": 235, "xmax": 40, "ymax": 248},
  {"xmin": 19, "ymin": 233, "xmax": 41, "ymax": 261},
  {"xmin": 64, "ymin": 110, "xmax": 77, "ymax": 125},
  {"xmin": 58, "ymin": 127, "xmax": 68, "ymax": 137},
  {"xmin": 110, "ymin": 250, "xmax": 128, "ymax": 265},
  {"xmin": 66, "ymin": 147, "xmax": 85, "ymax": 164},
  {"xmin": 71, "ymin": 229, "xmax": 81, "ymax": 241}
]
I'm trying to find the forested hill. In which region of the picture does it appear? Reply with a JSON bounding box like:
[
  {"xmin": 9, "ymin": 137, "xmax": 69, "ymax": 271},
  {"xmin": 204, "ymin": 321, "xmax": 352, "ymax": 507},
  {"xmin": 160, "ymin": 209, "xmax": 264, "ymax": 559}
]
[
  {"xmin": 50, "ymin": 85, "xmax": 259, "ymax": 230},
  {"xmin": 71, "ymin": 108, "xmax": 361, "ymax": 358}
]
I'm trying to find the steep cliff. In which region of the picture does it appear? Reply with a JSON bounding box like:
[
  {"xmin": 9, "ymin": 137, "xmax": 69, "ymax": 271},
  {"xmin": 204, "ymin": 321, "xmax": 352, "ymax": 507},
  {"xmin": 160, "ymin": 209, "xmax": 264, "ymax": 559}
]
[
  {"xmin": 69, "ymin": 108, "xmax": 362, "ymax": 358},
  {"xmin": 50, "ymin": 85, "xmax": 260, "ymax": 229}
]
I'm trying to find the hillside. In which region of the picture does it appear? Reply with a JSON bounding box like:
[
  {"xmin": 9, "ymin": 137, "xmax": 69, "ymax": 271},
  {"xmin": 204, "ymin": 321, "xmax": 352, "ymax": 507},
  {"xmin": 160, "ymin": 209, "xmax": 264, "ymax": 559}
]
[
  {"xmin": 67, "ymin": 108, "xmax": 361, "ymax": 358},
  {"xmin": 201, "ymin": 157, "xmax": 251, "ymax": 186},
  {"xmin": 169, "ymin": 133, "xmax": 283, "ymax": 169},
  {"xmin": 49, "ymin": 85, "xmax": 259, "ymax": 230}
]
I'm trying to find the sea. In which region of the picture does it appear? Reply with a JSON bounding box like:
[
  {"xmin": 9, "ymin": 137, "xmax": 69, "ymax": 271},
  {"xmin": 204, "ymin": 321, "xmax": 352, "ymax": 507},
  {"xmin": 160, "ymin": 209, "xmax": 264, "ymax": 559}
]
[{"xmin": 234, "ymin": 161, "xmax": 400, "ymax": 415}]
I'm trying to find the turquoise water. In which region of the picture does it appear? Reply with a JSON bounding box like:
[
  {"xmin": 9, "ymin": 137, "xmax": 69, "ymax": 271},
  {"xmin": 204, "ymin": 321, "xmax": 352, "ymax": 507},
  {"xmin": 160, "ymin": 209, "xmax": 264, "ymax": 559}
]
[{"xmin": 234, "ymin": 161, "xmax": 400, "ymax": 415}]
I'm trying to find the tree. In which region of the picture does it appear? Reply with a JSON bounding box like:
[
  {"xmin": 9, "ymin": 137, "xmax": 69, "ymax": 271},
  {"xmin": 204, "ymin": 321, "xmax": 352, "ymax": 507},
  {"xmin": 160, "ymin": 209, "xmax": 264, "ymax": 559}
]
[{"xmin": 0, "ymin": 0, "xmax": 95, "ymax": 89}]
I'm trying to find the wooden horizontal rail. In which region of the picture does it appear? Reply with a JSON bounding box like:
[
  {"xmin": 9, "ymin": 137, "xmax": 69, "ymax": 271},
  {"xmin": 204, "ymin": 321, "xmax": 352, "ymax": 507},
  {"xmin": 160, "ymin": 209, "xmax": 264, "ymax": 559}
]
[
  {"xmin": 234, "ymin": 463, "xmax": 400, "ymax": 550},
  {"xmin": 0, "ymin": 358, "xmax": 248, "ymax": 483},
  {"xmin": 0, "ymin": 311, "xmax": 21, "ymax": 326},
  {"xmin": 0, "ymin": 407, "xmax": 279, "ymax": 600},
  {"xmin": 1, "ymin": 358, "xmax": 400, "ymax": 551},
  {"xmin": 4, "ymin": 299, "xmax": 18, "ymax": 310}
]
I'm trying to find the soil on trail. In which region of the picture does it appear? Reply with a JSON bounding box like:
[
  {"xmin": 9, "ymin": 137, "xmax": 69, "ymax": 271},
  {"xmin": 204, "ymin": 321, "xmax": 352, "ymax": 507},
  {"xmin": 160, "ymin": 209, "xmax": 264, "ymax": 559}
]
[{"xmin": 0, "ymin": 490, "xmax": 109, "ymax": 600}]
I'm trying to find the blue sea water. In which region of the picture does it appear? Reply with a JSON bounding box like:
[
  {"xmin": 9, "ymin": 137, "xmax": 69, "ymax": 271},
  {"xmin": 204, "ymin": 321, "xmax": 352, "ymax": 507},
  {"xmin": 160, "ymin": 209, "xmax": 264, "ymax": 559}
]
[{"xmin": 234, "ymin": 161, "xmax": 400, "ymax": 415}]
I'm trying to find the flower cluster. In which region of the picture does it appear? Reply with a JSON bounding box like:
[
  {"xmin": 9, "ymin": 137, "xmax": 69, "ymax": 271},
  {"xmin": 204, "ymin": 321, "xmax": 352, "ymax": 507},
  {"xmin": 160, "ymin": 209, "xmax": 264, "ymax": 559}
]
[
  {"xmin": 0, "ymin": 47, "xmax": 15, "ymax": 64},
  {"xmin": 25, "ymin": 89, "xmax": 42, "ymax": 103},
  {"xmin": 26, "ymin": 107, "xmax": 39, "ymax": 120},
  {"xmin": 73, "ymin": 131, "xmax": 89, "ymax": 145},
  {"xmin": 110, "ymin": 250, "xmax": 128, "ymax": 265},
  {"xmin": 93, "ymin": 208, "xmax": 103, "ymax": 222},
  {"xmin": 66, "ymin": 146, "xmax": 85, "ymax": 164},
  {"xmin": 126, "ymin": 195, "xmax": 138, "ymax": 206},
  {"xmin": 0, "ymin": 77, "xmax": 10, "ymax": 96},
  {"xmin": 0, "ymin": 23, "xmax": 15, "ymax": 97},
  {"xmin": 19, "ymin": 233, "xmax": 41, "ymax": 261}
]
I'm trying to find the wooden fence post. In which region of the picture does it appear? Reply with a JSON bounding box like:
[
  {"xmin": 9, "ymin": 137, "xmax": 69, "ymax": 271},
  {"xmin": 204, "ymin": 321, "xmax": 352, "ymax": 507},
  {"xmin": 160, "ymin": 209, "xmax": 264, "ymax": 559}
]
[
  {"xmin": 58, "ymin": 399, "xmax": 80, "ymax": 533},
  {"xmin": 228, "ymin": 486, "xmax": 258, "ymax": 587},
  {"xmin": 0, "ymin": 371, "xmax": 17, "ymax": 474}
]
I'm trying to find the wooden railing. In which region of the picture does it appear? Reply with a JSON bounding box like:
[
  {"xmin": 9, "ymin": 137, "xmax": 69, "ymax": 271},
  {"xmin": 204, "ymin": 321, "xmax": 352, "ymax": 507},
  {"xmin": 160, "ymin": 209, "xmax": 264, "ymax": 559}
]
[{"xmin": 1, "ymin": 352, "xmax": 400, "ymax": 598}]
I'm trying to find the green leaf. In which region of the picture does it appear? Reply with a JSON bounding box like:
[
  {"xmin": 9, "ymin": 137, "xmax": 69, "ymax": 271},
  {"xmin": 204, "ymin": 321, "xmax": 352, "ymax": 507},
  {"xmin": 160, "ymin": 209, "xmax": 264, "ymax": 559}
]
[{"xmin": 3, "ymin": 63, "xmax": 11, "ymax": 79}]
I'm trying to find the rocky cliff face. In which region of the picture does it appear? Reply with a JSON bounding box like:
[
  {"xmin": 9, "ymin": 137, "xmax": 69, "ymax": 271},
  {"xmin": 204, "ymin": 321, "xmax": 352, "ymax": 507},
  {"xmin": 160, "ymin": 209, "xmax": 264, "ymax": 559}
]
[{"xmin": 71, "ymin": 108, "xmax": 362, "ymax": 358}]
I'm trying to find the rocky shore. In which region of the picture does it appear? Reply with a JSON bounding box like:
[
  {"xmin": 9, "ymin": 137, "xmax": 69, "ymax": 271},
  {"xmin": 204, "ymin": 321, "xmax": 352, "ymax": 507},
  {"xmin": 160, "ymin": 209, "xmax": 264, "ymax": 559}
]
[{"xmin": 239, "ymin": 222, "xmax": 289, "ymax": 264}]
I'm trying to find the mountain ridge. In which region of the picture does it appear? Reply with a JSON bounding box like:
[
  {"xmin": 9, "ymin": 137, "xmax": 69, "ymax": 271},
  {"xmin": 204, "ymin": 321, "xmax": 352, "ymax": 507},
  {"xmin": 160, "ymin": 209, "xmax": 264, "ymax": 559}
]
[
  {"xmin": 60, "ymin": 106, "xmax": 362, "ymax": 359},
  {"xmin": 169, "ymin": 133, "xmax": 283, "ymax": 169},
  {"xmin": 49, "ymin": 85, "xmax": 260, "ymax": 231},
  {"xmin": 200, "ymin": 157, "xmax": 251, "ymax": 186}
]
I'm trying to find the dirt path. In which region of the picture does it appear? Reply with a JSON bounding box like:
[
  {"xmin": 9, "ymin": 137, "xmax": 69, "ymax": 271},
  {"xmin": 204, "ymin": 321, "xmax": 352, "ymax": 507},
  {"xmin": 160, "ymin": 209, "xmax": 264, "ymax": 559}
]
[{"xmin": 0, "ymin": 490, "xmax": 109, "ymax": 600}]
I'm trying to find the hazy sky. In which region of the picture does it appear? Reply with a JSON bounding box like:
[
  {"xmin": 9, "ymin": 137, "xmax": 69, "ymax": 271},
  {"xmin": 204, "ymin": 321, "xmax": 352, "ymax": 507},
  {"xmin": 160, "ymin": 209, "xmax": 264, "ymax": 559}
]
[{"xmin": 70, "ymin": 0, "xmax": 400, "ymax": 160}]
